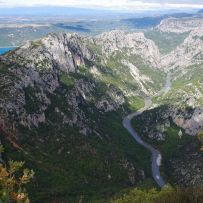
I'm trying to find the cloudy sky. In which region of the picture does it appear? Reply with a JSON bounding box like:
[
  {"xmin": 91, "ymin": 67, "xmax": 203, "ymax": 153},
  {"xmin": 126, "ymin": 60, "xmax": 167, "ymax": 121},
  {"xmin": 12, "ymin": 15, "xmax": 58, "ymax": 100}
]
[{"xmin": 0, "ymin": 0, "xmax": 203, "ymax": 10}]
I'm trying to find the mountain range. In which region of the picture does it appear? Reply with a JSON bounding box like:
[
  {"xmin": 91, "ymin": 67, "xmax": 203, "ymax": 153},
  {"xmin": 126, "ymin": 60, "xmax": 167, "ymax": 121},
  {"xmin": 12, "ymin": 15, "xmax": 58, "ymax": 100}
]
[{"xmin": 0, "ymin": 15, "xmax": 203, "ymax": 202}]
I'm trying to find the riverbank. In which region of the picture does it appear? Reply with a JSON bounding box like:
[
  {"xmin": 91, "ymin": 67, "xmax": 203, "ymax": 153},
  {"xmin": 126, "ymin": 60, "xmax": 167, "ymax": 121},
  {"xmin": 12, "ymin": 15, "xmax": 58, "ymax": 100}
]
[{"xmin": 123, "ymin": 73, "xmax": 171, "ymax": 187}]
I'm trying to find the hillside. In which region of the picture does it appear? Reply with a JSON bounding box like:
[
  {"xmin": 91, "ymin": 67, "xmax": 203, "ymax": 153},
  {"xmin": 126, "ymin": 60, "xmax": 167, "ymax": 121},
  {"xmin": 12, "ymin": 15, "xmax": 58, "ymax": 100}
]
[
  {"xmin": 1, "ymin": 26, "xmax": 203, "ymax": 202},
  {"xmin": 156, "ymin": 17, "xmax": 203, "ymax": 33},
  {"xmin": 0, "ymin": 31, "xmax": 165, "ymax": 202},
  {"xmin": 132, "ymin": 29, "xmax": 203, "ymax": 187}
]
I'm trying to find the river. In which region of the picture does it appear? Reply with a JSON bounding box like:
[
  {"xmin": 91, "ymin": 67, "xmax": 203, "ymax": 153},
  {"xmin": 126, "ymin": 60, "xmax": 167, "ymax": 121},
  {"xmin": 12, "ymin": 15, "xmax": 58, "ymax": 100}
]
[{"xmin": 123, "ymin": 72, "xmax": 171, "ymax": 188}]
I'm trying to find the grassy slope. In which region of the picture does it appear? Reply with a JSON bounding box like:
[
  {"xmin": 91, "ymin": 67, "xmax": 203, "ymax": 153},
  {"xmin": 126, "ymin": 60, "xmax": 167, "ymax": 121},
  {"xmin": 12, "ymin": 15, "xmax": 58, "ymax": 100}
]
[
  {"xmin": 112, "ymin": 185, "xmax": 203, "ymax": 203},
  {"xmin": 2, "ymin": 110, "xmax": 152, "ymax": 202},
  {"xmin": 111, "ymin": 30, "xmax": 202, "ymax": 202},
  {"xmin": 131, "ymin": 64, "xmax": 203, "ymax": 187},
  {"xmin": 132, "ymin": 106, "xmax": 198, "ymax": 185},
  {"xmin": 155, "ymin": 63, "xmax": 203, "ymax": 107},
  {"xmin": 1, "ymin": 64, "xmax": 152, "ymax": 203},
  {"xmin": 144, "ymin": 30, "xmax": 188, "ymax": 55}
]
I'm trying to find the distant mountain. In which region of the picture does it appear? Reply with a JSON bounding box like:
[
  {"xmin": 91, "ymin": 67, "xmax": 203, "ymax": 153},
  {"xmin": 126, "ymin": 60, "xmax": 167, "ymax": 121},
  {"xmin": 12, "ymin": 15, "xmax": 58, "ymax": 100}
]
[
  {"xmin": 156, "ymin": 17, "xmax": 203, "ymax": 33},
  {"xmin": 122, "ymin": 12, "xmax": 195, "ymax": 29},
  {"xmin": 122, "ymin": 16, "xmax": 164, "ymax": 29},
  {"xmin": 54, "ymin": 23, "xmax": 90, "ymax": 32}
]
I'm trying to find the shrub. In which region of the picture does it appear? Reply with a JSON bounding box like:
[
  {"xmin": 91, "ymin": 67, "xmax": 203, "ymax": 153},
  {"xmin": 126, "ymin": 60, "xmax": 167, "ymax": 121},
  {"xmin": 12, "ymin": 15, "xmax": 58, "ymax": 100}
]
[{"xmin": 0, "ymin": 150, "xmax": 34, "ymax": 203}]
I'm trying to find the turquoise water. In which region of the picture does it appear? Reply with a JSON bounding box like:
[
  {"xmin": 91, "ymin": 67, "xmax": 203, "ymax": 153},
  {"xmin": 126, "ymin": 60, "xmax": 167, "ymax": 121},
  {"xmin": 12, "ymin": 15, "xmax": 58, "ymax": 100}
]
[{"xmin": 0, "ymin": 47, "xmax": 15, "ymax": 55}]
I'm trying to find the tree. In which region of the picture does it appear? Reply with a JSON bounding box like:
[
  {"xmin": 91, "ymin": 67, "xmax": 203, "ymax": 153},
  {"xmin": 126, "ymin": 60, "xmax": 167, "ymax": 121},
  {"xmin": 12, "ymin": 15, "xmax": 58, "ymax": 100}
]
[
  {"xmin": 198, "ymin": 131, "xmax": 203, "ymax": 152},
  {"xmin": 0, "ymin": 147, "xmax": 34, "ymax": 203},
  {"xmin": 112, "ymin": 185, "xmax": 203, "ymax": 203}
]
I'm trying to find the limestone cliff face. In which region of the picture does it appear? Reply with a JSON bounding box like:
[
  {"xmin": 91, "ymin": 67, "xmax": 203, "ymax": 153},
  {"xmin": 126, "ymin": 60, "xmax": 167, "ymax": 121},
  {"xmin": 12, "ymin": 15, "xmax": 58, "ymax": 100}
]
[
  {"xmin": 1, "ymin": 32, "xmax": 158, "ymax": 199},
  {"xmin": 1, "ymin": 29, "xmax": 203, "ymax": 138},
  {"xmin": 161, "ymin": 28, "xmax": 203, "ymax": 71},
  {"xmin": 156, "ymin": 28, "xmax": 203, "ymax": 138},
  {"xmin": 172, "ymin": 107, "xmax": 203, "ymax": 136},
  {"xmin": 12, "ymin": 33, "xmax": 93, "ymax": 73},
  {"xmin": 0, "ymin": 30, "xmax": 162, "ymax": 135},
  {"xmin": 98, "ymin": 30, "xmax": 160, "ymax": 68},
  {"xmin": 156, "ymin": 17, "xmax": 203, "ymax": 33},
  {"xmin": 0, "ymin": 34, "xmax": 108, "ymax": 134}
]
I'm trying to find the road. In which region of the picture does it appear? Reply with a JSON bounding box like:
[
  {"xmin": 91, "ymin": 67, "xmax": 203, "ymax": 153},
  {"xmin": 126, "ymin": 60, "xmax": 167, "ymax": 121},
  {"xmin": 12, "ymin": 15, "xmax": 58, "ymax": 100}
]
[{"xmin": 123, "ymin": 73, "xmax": 171, "ymax": 188}]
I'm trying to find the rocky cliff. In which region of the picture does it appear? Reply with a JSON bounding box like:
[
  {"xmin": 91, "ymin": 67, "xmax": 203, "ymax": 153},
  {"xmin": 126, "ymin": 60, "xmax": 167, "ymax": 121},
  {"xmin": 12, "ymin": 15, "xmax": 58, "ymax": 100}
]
[
  {"xmin": 1, "ymin": 28, "xmax": 203, "ymax": 201},
  {"xmin": 0, "ymin": 31, "xmax": 163, "ymax": 202},
  {"xmin": 132, "ymin": 27, "xmax": 203, "ymax": 187},
  {"xmin": 0, "ymin": 31, "xmax": 164, "ymax": 131},
  {"xmin": 161, "ymin": 28, "xmax": 203, "ymax": 71},
  {"xmin": 156, "ymin": 17, "xmax": 203, "ymax": 33}
]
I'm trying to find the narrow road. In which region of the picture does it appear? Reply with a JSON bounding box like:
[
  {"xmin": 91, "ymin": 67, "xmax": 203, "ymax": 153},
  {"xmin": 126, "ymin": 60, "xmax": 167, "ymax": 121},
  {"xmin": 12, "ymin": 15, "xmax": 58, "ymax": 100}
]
[{"xmin": 123, "ymin": 73, "xmax": 171, "ymax": 188}]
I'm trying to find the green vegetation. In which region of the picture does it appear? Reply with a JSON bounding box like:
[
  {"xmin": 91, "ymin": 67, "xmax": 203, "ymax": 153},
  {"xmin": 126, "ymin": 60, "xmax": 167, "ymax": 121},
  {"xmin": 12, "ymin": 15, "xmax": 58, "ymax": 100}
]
[
  {"xmin": 0, "ymin": 146, "xmax": 34, "ymax": 203},
  {"xmin": 103, "ymin": 52, "xmax": 139, "ymax": 94},
  {"xmin": 0, "ymin": 35, "xmax": 165, "ymax": 202},
  {"xmin": 144, "ymin": 31, "xmax": 189, "ymax": 55},
  {"xmin": 35, "ymin": 59, "xmax": 51, "ymax": 70},
  {"xmin": 93, "ymin": 51, "xmax": 165, "ymax": 98},
  {"xmin": 127, "ymin": 96, "xmax": 144, "ymax": 111},
  {"xmin": 0, "ymin": 63, "xmax": 7, "ymax": 74},
  {"xmin": 112, "ymin": 185, "xmax": 203, "ymax": 203},
  {"xmin": 156, "ymin": 125, "xmax": 194, "ymax": 160},
  {"xmin": 24, "ymin": 86, "xmax": 41, "ymax": 114},
  {"xmin": 0, "ymin": 62, "xmax": 11, "ymax": 74},
  {"xmin": 157, "ymin": 64, "xmax": 203, "ymax": 107},
  {"xmin": 197, "ymin": 131, "xmax": 203, "ymax": 152},
  {"xmin": 132, "ymin": 105, "xmax": 199, "ymax": 185},
  {"xmin": 2, "ymin": 70, "xmax": 152, "ymax": 203},
  {"xmin": 2, "ymin": 26, "xmax": 202, "ymax": 203},
  {"xmin": 60, "ymin": 72, "xmax": 75, "ymax": 87},
  {"xmin": 2, "ymin": 112, "xmax": 152, "ymax": 202},
  {"xmin": 126, "ymin": 54, "xmax": 165, "ymax": 91},
  {"xmin": 133, "ymin": 110, "xmax": 196, "ymax": 160},
  {"xmin": 172, "ymin": 65, "xmax": 203, "ymax": 89},
  {"xmin": 31, "ymin": 40, "xmax": 42, "ymax": 49}
]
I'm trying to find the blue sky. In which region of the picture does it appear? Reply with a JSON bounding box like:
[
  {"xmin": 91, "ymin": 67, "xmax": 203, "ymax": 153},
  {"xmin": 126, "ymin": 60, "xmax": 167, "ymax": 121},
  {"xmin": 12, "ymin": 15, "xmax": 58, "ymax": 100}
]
[{"xmin": 0, "ymin": 0, "xmax": 203, "ymax": 10}]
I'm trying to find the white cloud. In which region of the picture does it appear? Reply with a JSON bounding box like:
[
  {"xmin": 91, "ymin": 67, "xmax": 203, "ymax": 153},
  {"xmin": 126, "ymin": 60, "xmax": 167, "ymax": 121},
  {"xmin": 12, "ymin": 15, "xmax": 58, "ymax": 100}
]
[{"xmin": 0, "ymin": 0, "xmax": 203, "ymax": 10}]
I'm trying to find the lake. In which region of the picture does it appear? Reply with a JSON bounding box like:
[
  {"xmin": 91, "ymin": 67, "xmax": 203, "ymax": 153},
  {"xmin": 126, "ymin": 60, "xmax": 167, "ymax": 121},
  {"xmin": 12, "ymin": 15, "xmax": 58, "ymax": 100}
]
[{"xmin": 0, "ymin": 47, "xmax": 16, "ymax": 55}]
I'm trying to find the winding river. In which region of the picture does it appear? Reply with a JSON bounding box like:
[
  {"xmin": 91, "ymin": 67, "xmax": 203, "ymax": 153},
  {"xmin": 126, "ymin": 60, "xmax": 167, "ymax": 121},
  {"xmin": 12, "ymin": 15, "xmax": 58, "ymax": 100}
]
[{"xmin": 123, "ymin": 73, "xmax": 171, "ymax": 188}]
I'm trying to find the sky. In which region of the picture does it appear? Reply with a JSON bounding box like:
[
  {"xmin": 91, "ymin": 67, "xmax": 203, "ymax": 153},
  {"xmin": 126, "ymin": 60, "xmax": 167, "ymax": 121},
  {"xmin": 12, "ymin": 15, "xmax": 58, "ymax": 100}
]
[{"xmin": 0, "ymin": 0, "xmax": 203, "ymax": 10}]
